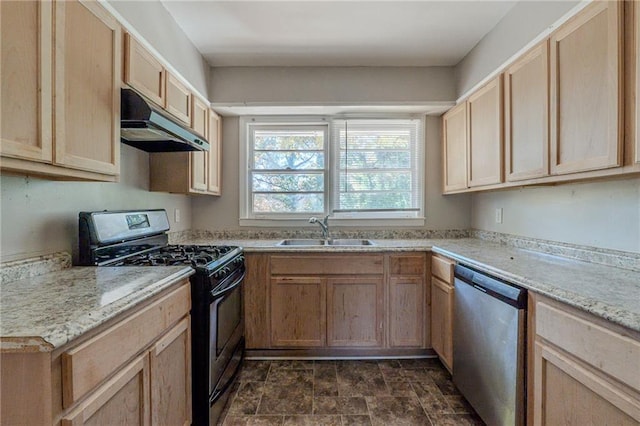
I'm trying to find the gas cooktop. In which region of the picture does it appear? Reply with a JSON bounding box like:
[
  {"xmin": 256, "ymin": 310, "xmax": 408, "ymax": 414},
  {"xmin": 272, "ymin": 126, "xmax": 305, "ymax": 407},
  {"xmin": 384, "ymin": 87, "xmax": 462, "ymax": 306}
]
[{"xmin": 110, "ymin": 244, "xmax": 238, "ymax": 267}]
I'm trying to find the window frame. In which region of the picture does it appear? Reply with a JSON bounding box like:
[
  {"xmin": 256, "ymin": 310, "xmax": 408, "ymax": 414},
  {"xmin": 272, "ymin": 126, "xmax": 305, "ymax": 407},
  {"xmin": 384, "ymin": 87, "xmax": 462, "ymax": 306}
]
[
  {"xmin": 239, "ymin": 115, "xmax": 425, "ymax": 227},
  {"xmin": 248, "ymin": 122, "xmax": 329, "ymax": 219}
]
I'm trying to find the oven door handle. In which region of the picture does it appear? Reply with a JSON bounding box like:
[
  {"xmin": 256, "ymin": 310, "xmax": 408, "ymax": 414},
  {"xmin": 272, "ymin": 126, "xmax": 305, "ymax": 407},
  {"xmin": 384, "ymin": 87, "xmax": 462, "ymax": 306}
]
[{"xmin": 211, "ymin": 270, "xmax": 246, "ymax": 299}]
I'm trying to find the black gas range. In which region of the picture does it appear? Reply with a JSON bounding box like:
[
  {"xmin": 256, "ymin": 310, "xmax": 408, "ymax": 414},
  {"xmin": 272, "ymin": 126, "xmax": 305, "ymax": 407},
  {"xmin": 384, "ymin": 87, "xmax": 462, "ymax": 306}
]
[{"xmin": 78, "ymin": 209, "xmax": 244, "ymax": 426}]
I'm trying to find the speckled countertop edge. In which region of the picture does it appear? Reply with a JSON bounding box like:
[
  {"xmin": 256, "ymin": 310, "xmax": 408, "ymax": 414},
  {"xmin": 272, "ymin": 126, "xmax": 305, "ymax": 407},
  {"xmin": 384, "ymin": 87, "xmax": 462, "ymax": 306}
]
[{"xmin": 0, "ymin": 266, "xmax": 194, "ymax": 352}]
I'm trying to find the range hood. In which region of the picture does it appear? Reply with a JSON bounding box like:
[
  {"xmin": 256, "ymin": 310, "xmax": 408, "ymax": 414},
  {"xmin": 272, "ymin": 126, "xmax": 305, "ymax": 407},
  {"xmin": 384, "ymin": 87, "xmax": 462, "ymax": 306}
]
[{"xmin": 120, "ymin": 88, "xmax": 209, "ymax": 152}]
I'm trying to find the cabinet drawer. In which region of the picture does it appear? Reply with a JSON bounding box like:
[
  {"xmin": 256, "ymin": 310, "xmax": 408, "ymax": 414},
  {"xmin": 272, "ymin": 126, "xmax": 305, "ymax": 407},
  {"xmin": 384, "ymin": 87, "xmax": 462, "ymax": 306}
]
[
  {"xmin": 61, "ymin": 281, "xmax": 190, "ymax": 407},
  {"xmin": 389, "ymin": 254, "xmax": 425, "ymax": 276},
  {"xmin": 431, "ymin": 255, "xmax": 455, "ymax": 283},
  {"xmin": 536, "ymin": 300, "xmax": 640, "ymax": 392},
  {"xmin": 270, "ymin": 255, "xmax": 383, "ymax": 275}
]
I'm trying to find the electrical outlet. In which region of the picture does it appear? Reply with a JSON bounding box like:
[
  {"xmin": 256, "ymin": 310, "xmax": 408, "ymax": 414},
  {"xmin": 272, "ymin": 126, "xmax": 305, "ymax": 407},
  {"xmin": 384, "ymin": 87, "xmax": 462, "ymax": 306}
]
[
  {"xmin": 495, "ymin": 208, "xmax": 503, "ymax": 224},
  {"xmin": 174, "ymin": 208, "xmax": 181, "ymax": 223}
]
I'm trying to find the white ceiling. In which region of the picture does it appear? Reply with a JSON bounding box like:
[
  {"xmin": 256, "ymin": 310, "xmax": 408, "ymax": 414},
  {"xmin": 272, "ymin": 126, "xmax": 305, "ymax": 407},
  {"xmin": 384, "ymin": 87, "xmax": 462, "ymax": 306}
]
[{"xmin": 160, "ymin": 1, "xmax": 517, "ymax": 67}]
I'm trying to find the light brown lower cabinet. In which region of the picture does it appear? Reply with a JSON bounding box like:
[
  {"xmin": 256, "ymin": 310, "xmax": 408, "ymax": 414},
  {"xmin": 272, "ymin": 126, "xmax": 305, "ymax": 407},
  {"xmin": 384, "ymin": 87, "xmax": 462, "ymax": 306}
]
[
  {"xmin": 0, "ymin": 279, "xmax": 191, "ymax": 426},
  {"xmin": 327, "ymin": 276, "xmax": 384, "ymax": 347},
  {"xmin": 61, "ymin": 353, "xmax": 150, "ymax": 425},
  {"xmin": 430, "ymin": 254, "xmax": 455, "ymax": 371},
  {"xmin": 150, "ymin": 318, "xmax": 191, "ymax": 426},
  {"xmin": 388, "ymin": 253, "xmax": 428, "ymax": 349},
  {"xmin": 249, "ymin": 252, "xmax": 428, "ymax": 352},
  {"xmin": 270, "ymin": 276, "xmax": 326, "ymax": 347},
  {"xmin": 531, "ymin": 293, "xmax": 640, "ymax": 425},
  {"xmin": 430, "ymin": 277, "xmax": 453, "ymax": 371}
]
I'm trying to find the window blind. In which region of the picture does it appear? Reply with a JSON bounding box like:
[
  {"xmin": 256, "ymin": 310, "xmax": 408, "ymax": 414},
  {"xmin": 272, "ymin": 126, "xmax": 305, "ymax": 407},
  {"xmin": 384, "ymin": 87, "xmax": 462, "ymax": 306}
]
[{"xmin": 331, "ymin": 119, "xmax": 423, "ymax": 217}]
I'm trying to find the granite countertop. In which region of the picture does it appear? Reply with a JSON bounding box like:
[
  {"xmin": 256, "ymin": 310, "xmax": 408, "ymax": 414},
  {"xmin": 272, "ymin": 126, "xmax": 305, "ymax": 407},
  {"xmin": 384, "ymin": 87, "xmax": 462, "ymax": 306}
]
[
  {"xmin": 431, "ymin": 239, "xmax": 640, "ymax": 334},
  {"xmin": 0, "ymin": 266, "xmax": 194, "ymax": 352},
  {"xmin": 185, "ymin": 237, "xmax": 640, "ymax": 333},
  {"xmin": 2, "ymin": 237, "xmax": 638, "ymax": 353}
]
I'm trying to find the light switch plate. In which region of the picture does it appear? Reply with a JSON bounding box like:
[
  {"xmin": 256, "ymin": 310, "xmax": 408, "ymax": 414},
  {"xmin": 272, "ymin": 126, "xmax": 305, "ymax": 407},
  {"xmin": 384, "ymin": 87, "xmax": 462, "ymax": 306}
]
[
  {"xmin": 495, "ymin": 208, "xmax": 503, "ymax": 224},
  {"xmin": 174, "ymin": 208, "xmax": 181, "ymax": 223}
]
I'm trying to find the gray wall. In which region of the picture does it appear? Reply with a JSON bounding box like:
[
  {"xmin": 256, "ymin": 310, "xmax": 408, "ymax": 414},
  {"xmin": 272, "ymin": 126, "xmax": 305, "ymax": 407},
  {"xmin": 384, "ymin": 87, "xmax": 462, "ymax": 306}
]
[
  {"xmin": 106, "ymin": 0, "xmax": 210, "ymax": 96},
  {"xmin": 455, "ymin": 0, "xmax": 578, "ymax": 97},
  {"xmin": 192, "ymin": 116, "xmax": 471, "ymax": 232},
  {"xmin": 210, "ymin": 66, "xmax": 455, "ymax": 104},
  {"xmin": 0, "ymin": 145, "xmax": 191, "ymax": 262},
  {"xmin": 471, "ymin": 179, "xmax": 640, "ymax": 253}
]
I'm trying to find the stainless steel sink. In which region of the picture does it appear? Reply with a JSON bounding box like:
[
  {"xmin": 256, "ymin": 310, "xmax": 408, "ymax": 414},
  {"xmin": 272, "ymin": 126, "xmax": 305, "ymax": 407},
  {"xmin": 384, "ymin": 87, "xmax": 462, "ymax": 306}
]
[
  {"xmin": 276, "ymin": 239, "xmax": 376, "ymax": 246},
  {"xmin": 327, "ymin": 239, "xmax": 376, "ymax": 246},
  {"xmin": 276, "ymin": 239, "xmax": 326, "ymax": 246}
]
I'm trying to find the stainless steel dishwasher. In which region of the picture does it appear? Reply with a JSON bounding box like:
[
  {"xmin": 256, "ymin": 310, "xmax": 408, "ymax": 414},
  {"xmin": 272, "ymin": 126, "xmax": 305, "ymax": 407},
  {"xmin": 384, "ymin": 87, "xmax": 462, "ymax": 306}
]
[{"xmin": 453, "ymin": 264, "xmax": 527, "ymax": 426}]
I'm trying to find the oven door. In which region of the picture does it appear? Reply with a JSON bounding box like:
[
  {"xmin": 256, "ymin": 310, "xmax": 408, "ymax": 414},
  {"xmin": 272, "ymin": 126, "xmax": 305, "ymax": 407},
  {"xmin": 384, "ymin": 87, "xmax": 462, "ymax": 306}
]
[{"xmin": 209, "ymin": 268, "xmax": 245, "ymax": 400}]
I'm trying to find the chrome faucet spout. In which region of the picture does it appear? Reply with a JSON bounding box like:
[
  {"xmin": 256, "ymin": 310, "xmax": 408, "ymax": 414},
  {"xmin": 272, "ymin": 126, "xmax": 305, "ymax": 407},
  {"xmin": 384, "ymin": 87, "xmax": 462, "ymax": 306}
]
[{"xmin": 309, "ymin": 215, "xmax": 330, "ymax": 240}]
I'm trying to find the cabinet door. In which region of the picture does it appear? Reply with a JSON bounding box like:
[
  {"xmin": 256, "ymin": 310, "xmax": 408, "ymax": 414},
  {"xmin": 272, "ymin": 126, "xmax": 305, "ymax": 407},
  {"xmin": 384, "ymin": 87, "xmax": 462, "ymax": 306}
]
[
  {"xmin": 635, "ymin": 1, "xmax": 640, "ymax": 165},
  {"xmin": 165, "ymin": 73, "xmax": 191, "ymax": 125},
  {"xmin": 442, "ymin": 102, "xmax": 468, "ymax": 192},
  {"xmin": 189, "ymin": 97, "xmax": 208, "ymax": 193},
  {"xmin": 0, "ymin": 0, "xmax": 52, "ymax": 163},
  {"xmin": 207, "ymin": 109, "xmax": 222, "ymax": 195},
  {"xmin": 61, "ymin": 354, "xmax": 150, "ymax": 426},
  {"xmin": 389, "ymin": 276, "xmax": 425, "ymax": 348},
  {"xmin": 150, "ymin": 318, "xmax": 191, "ymax": 426},
  {"xmin": 124, "ymin": 33, "xmax": 165, "ymax": 106},
  {"xmin": 189, "ymin": 151, "xmax": 208, "ymax": 193},
  {"xmin": 270, "ymin": 277, "xmax": 326, "ymax": 347},
  {"xmin": 53, "ymin": 0, "xmax": 120, "ymax": 176},
  {"xmin": 550, "ymin": 1, "xmax": 622, "ymax": 175},
  {"xmin": 467, "ymin": 75, "xmax": 503, "ymax": 187},
  {"xmin": 431, "ymin": 277, "xmax": 453, "ymax": 370},
  {"xmin": 533, "ymin": 341, "xmax": 640, "ymax": 425},
  {"xmin": 505, "ymin": 41, "xmax": 549, "ymax": 182},
  {"xmin": 327, "ymin": 277, "xmax": 383, "ymax": 347}
]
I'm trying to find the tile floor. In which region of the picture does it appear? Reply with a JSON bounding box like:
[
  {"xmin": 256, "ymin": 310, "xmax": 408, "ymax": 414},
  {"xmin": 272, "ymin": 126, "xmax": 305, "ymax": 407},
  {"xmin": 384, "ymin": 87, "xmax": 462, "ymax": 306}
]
[{"xmin": 218, "ymin": 358, "xmax": 485, "ymax": 426}]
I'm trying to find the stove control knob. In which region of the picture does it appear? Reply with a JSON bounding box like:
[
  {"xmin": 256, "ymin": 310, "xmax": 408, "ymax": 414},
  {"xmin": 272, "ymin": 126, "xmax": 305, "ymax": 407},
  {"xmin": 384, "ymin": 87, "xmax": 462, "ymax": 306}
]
[{"xmin": 215, "ymin": 267, "xmax": 231, "ymax": 280}]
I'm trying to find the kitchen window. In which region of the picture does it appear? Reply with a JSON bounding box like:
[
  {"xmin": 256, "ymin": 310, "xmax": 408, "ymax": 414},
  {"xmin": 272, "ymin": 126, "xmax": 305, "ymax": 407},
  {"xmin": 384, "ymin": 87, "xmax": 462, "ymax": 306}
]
[{"xmin": 240, "ymin": 117, "xmax": 424, "ymax": 224}]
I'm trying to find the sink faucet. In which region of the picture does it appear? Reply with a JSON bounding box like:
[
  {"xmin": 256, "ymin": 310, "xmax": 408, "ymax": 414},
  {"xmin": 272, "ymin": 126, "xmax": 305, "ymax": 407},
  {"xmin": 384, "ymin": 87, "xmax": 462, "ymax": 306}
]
[{"xmin": 309, "ymin": 215, "xmax": 330, "ymax": 240}]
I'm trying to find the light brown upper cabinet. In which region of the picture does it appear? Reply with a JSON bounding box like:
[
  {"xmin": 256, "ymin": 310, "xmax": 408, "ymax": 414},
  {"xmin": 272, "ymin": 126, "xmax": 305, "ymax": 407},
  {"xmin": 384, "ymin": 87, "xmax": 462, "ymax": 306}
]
[
  {"xmin": 207, "ymin": 109, "xmax": 222, "ymax": 195},
  {"xmin": 123, "ymin": 33, "xmax": 165, "ymax": 106},
  {"xmin": 550, "ymin": 1, "xmax": 623, "ymax": 175},
  {"xmin": 54, "ymin": 0, "xmax": 121, "ymax": 176},
  {"xmin": 442, "ymin": 102, "xmax": 468, "ymax": 192},
  {"xmin": 467, "ymin": 75, "xmax": 504, "ymax": 187},
  {"xmin": 635, "ymin": 0, "xmax": 640, "ymax": 165},
  {"xmin": 190, "ymin": 97, "xmax": 209, "ymax": 193},
  {"xmin": 165, "ymin": 72, "xmax": 192, "ymax": 125},
  {"xmin": 0, "ymin": 0, "xmax": 52, "ymax": 164},
  {"xmin": 0, "ymin": 0, "xmax": 120, "ymax": 181},
  {"xmin": 504, "ymin": 41, "xmax": 550, "ymax": 182},
  {"xmin": 150, "ymin": 105, "xmax": 222, "ymax": 196}
]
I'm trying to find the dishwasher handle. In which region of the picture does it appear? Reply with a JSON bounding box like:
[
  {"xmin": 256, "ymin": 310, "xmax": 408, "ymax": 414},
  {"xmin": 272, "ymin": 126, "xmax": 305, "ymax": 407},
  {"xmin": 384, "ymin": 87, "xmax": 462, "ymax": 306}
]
[{"xmin": 454, "ymin": 264, "xmax": 527, "ymax": 309}]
